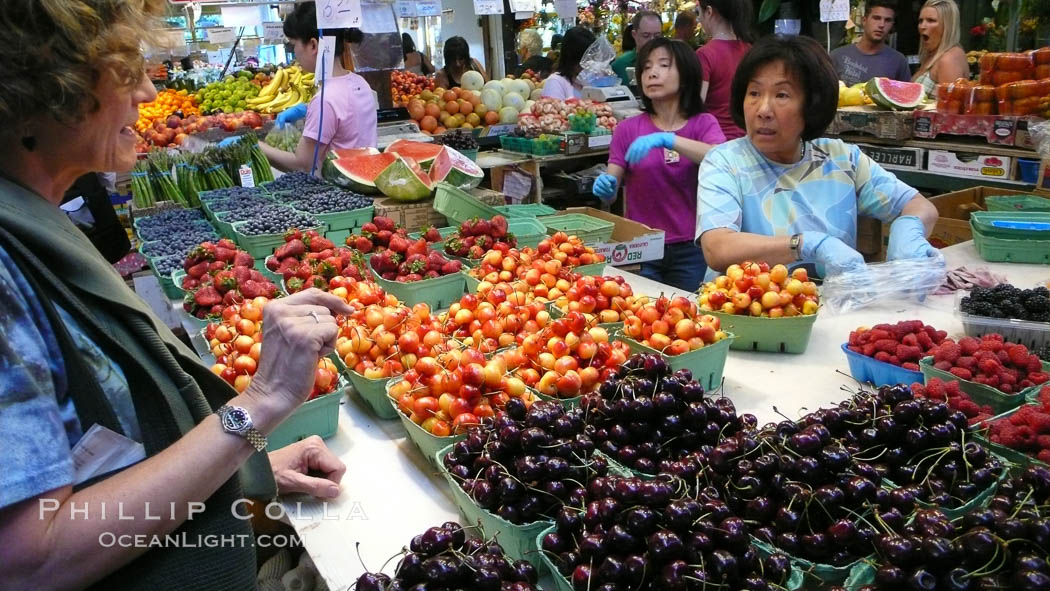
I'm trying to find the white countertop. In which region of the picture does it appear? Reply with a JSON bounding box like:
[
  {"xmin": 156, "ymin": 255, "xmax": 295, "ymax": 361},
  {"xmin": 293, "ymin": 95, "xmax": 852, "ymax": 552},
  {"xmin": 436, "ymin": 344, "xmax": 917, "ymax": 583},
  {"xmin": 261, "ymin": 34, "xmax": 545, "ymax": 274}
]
[{"xmin": 275, "ymin": 241, "xmax": 1048, "ymax": 591}]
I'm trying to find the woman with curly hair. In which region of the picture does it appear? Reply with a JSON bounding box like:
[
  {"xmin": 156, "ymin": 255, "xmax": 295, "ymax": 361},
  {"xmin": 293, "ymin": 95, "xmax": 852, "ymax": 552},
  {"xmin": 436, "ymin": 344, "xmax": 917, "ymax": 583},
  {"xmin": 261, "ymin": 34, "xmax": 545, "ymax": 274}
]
[{"xmin": 0, "ymin": 2, "xmax": 352, "ymax": 589}]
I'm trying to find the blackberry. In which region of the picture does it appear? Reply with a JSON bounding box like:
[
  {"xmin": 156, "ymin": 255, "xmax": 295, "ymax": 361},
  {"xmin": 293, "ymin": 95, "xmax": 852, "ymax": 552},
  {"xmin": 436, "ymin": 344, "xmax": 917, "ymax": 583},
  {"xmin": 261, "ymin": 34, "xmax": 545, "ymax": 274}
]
[
  {"xmin": 1024, "ymin": 294, "xmax": 1050, "ymax": 314},
  {"xmin": 967, "ymin": 301, "xmax": 998, "ymax": 317},
  {"xmin": 1037, "ymin": 342, "xmax": 1050, "ymax": 362},
  {"xmin": 1033, "ymin": 312, "xmax": 1050, "ymax": 324},
  {"xmin": 970, "ymin": 287, "xmax": 994, "ymax": 302}
]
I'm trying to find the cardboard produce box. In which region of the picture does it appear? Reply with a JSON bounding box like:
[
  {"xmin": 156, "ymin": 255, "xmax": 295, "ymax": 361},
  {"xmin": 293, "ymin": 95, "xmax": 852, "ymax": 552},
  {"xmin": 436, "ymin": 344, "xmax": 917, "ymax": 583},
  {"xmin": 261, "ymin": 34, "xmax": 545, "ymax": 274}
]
[
  {"xmin": 829, "ymin": 106, "xmax": 915, "ymax": 140},
  {"xmin": 561, "ymin": 207, "xmax": 665, "ymax": 265},
  {"xmin": 373, "ymin": 188, "xmax": 505, "ymax": 231},
  {"xmin": 926, "ymin": 150, "xmax": 1012, "ymax": 180},
  {"xmin": 925, "ymin": 186, "xmax": 1050, "ymax": 246},
  {"xmin": 912, "ymin": 110, "xmax": 1036, "ymax": 146},
  {"xmin": 857, "ymin": 144, "xmax": 924, "ymax": 171}
]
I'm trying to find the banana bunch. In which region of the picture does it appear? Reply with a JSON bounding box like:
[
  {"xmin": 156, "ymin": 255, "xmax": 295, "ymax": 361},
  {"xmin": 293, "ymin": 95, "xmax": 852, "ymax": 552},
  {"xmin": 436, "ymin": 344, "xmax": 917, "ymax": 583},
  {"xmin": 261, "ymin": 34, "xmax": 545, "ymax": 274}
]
[{"xmin": 247, "ymin": 65, "xmax": 317, "ymax": 114}]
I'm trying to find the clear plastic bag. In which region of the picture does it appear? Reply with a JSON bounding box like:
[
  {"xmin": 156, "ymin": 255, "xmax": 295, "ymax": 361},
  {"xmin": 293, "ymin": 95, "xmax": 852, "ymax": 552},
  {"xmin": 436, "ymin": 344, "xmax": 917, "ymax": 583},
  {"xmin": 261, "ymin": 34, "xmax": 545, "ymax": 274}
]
[
  {"xmin": 1030, "ymin": 120, "xmax": 1050, "ymax": 157},
  {"xmin": 264, "ymin": 124, "xmax": 303, "ymax": 152},
  {"xmin": 819, "ymin": 258, "xmax": 947, "ymax": 315},
  {"xmin": 577, "ymin": 37, "xmax": 619, "ymax": 88}
]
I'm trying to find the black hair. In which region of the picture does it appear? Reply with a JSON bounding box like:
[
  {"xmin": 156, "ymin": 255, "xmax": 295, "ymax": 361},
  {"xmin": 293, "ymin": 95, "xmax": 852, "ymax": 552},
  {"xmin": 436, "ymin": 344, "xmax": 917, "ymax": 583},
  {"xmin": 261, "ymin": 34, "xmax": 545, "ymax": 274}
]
[
  {"xmin": 730, "ymin": 35, "xmax": 839, "ymax": 141},
  {"xmin": 556, "ymin": 26, "xmax": 596, "ymax": 80},
  {"xmin": 698, "ymin": 0, "xmax": 756, "ymax": 44},
  {"xmin": 636, "ymin": 38, "xmax": 705, "ymax": 118},
  {"xmin": 283, "ymin": 2, "xmax": 358, "ymax": 55},
  {"xmin": 865, "ymin": 0, "xmax": 897, "ymax": 17},
  {"xmin": 675, "ymin": 11, "xmax": 697, "ymax": 29},
  {"xmin": 443, "ymin": 36, "xmax": 471, "ymax": 71},
  {"xmin": 631, "ymin": 10, "xmax": 662, "ymax": 30},
  {"xmin": 402, "ymin": 32, "xmax": 416, "ymax": 57},
  {"xmin": 550, "ymin": 34, "xmax": 563, "ymax": 50},
  {"xmin": 621, "ymin": 24, "xmax": 636, "ymax": 52}
]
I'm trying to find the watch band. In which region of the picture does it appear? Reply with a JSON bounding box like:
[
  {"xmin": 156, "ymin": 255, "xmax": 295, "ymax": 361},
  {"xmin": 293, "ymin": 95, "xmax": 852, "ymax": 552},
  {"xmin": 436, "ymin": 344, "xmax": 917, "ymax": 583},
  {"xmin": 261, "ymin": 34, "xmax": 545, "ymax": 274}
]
[
  {"xmin": 217, "ymin": 405, "xmax": 268, "ymax": 452},
  {"xmin": 790, "ymin": 233, "xmax": 803, "ymax": 261}
]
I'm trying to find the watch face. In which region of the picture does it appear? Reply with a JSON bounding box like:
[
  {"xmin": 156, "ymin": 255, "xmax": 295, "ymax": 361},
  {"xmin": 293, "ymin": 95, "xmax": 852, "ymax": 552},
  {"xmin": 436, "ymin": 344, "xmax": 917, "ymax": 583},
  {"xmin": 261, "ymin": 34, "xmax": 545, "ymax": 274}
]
[{"xmin": 222, "ymin": 407, "xmax": 250, "ymax": 432}]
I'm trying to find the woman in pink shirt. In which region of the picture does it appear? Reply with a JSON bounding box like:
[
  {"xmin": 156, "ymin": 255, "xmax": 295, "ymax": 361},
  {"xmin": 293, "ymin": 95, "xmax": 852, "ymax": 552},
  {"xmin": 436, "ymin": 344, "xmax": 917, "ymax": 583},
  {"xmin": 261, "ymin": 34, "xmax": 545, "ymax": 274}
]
[
  {"xmin": 695, "ymin": 0, "xmax": 754, "ymax": 140},
  {"xmin": 258, "ymin": 2, "xmax": 378, "ymax": 173},
  {"xmin": 592, "ymin": 38, "xmax": 725, "ymax": 291}
]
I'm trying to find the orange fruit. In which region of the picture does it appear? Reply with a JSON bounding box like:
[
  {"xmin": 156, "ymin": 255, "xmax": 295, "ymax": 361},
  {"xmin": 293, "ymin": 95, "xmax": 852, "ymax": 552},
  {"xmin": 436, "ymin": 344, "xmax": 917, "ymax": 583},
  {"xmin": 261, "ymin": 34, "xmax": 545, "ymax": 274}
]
[
  {"xmin": 408, "ymin": 102, "xmax": 425, "ymax": 120},
  {"xmin": 420, "ymin": 115, "xmax": 437, "ymax": 132},
  {"xmin": 483, "ymin": 111, "xmax": 500, "ymax": 125},
  {"xmin": 469, "ymin": 94, "xmax": 482, "ymax": 106},
  {"xmin": 444, "ymin": 100, "xmax": 460, "ymax": 115},
  {"xmin": 424, "ymin": 103, "xmax": 441, "ymax": 118},
  {"xmin": 433, "ymin": 126, "xmax": 447, "ymax": 134},
  {"xmin": 458, "ymin": 99, "xmax": 473, "ymax": 113},
  {"xmin": 442, "ymin": 90, "xmax": 457, "ymax": 103}
]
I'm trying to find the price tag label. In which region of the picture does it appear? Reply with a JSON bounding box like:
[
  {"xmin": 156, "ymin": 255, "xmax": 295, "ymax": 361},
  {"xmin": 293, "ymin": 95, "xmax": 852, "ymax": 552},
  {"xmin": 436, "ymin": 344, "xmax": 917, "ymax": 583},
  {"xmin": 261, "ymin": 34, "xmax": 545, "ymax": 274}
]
[
  {"xmin": 554, "ymin": 0, "xmax": 576, "ymax": 17},
  {"xmin": 486, "ymin": 123, "xmax": 517, "ymax": 136},
  {"xmin": 221, "ymin": 5, "xmax": 261, "ymax": 27},
  {"xmin": 395, "ymin": 1, "xmax": 415, "ymax": 17},
  {"xmin": 509, "ymin": 0, "xmax": 536, "ymax": 11},
  {"xmin": 205, "ymin": 27, "xmax": 236, "ymax": 45},
  {"xmin": 316, "ymin": 0, "xmax": 362, "ymax": 29},
  {"xmin": 263, "ymin": 22, "xmax": 285, "ymax": 43},
  {"xmin": 417, "ymin": 0, "xmax": 442, "ymax": 17},
  {"xmin": 819, "ymin": 0, "xmax": 849, "ymax": 22},
  {"xmin": 515, "ymin": 11, "xmax": 532, "ymax": 20},
  {"xmin": 473, "ymin": 0, "xmax": 503, "ymax": 15},
  {"xmin": 239, "ymin": 164, "xmax": 256, "ymax": 188}
]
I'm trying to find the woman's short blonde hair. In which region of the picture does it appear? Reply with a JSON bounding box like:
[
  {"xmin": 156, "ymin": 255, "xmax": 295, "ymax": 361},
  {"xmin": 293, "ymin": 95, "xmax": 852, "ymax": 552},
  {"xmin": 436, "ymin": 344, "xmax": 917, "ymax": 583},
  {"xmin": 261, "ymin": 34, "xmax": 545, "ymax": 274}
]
[
  {"xmin": 918, "ymin": 0, "xmax": 961, "ymax": 74},
  {"xmin": 518, "ymin": 30, "xmax": 543, "ymax": 57},
  {"xmin": 0, "ymin": 0, "xmax": 162, "ymax": 130}
]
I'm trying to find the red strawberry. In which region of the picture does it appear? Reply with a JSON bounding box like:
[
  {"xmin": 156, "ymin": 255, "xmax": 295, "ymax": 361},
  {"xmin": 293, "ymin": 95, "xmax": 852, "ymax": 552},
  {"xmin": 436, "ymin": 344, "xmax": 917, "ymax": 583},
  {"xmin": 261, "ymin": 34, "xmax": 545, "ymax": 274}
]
[
  {"xmin": 222, "ymin": 290, "xmax": 240, "ymax": 307},
  {"xmin": 240, "ymin": 280, "xmax": 266, "ymax": 299},
  {"xmin": 388, "ymin": 235, "xmax": 410, "ymax": 254},
  {"xmin": 214, "ymin": 246, "xmax": 236, "ymax": 263},
  {"xmin": 407, "ymin": 239, "xmax": 429, "ymax": 257},
  {"xmin": 352, "ymin": 236, "xmax": 374, "ymax": 253},
  {"xmin": 373, "ymin": 217, "xmax": 396, "ymax": 232},
  {"xmin": 375, "ymin": 230, "xmax": 394, "ymax": 247},
  {"xmin": 490, "ymin": 215, "xmax": 508, "ymax": 239},
  {"xmin": 187, "ymin": 261, "xmax": 210, "ymax": 279},
  {"xmin": 193, "ymin": 286, "xmax": 222, "ymax": 308},
  {"xmin": 208, "ymin": 261, "xmax": 226, "ymax": 272},
  {"xmin": 275, "ymin": 239, "xmax": 306, "ymax": 260},
  {"xmin": 286, "ymin": 277, "xmax": 304, "ymax": 293},
  {"xmin": 283, "ymin": 228, "xmax": 303, "ymax": 241},
  {"xmin": 265, "ymin": 256, "xmax": 280, "ymax": 271},
  {"xmin": 423, "ymin": 226, "xmax": 443, "ymax": 243},
  {"xmin": 441, "ymin": 260, "xmax": 463, "ymax": 275},
  {"xmin": 232, "ymin": 266, "xmax": 251, "ymax": 286}
]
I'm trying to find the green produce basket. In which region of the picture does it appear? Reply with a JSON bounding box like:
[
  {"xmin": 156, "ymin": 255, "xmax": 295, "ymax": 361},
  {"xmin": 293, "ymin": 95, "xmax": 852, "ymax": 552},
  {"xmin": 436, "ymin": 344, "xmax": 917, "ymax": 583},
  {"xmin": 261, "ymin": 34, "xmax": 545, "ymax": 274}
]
[
  {"xmin": 499, "ymin": 135, "xmax": 561, "ymax": 155},
  {"xmin": 706, "ymin": 310, "xmax": 818, "ymax": 354},
  {"xmin": 433, "ymin": 182, "xmax": 504, "ymax": 224},
  {"xmin": 464, "ymin": 272, "xmax": 481, "ymax": 294},
  {"xmin": 147, "ymin": 256, "xmax": 184, "ymax": 300},
  {"xmin": 534, "ymin": 525, "xmax": 573, "ymax": 591},
  {"xmin": 494, "ymin": 204, "xmax": 557, "ymax": 218},
  {"xmin": 459, "ymin": 149, "xmax": 479, "ymax": 162},
  {"xmin": 370, "ymin": 267, "xmax": 467, "ymax": 312},
  {"xmin": 970, "ymin": 211, "xmax": 1050, "ymax": 238},
  {"xmin": 197, "ymin": 187, "xmax": 273, "ymax": 205},
  {"xmin": 752, "ymin": 538, "xmax": 862, "ymax": 589},
  {"xmin": 170, "ymin": 269, "xmax": 189, "ymax": 298},
  {"xmin": 344, "ymin": 368, "xmax": 399, "ymax": 420},
  {"xmin": 267, "ymin": 379, "xmax": 346, "ymax": 450},
  {"xmin": 616, "ymin": 333, "xmax": 735, "ymax": 392},
  {"xmin": 387, "ymin": 382, "xmax": 464, "ymax": 468},
  {"xmin": 231, "ymin": 221, "xmax": 323, "ymax": 263},
  {"xmin": 571, "ymin": 262, "xmax": 608, "ymax": 276},
  {"xmin": 538, "ymin": 213, "xmax": 615, "ymax": 244},
  {"xmin": 971, "ymin": 220, "xmax": 1050, "ymax": 264},
  {"xmin": 881, "ymin": 452, "xmax": 1009, "ymax": 520},
  {"xmin": 436, "ymin": 445, "xmax": 552, "ymax": 563},
  {"xmin": 311, "ymin": 204, "xmax": 374, "ymax": 231},
  {"xmin": 918, "ymin": 355, "xmax": 1042, "ymax": 414},
  {"xmin": 985, "ymin": 194, "xmax": 1050, "ymax": 212},
  {"xmin": 972, "ymin": 405, "xmax": 1049, "ymax": 472}
]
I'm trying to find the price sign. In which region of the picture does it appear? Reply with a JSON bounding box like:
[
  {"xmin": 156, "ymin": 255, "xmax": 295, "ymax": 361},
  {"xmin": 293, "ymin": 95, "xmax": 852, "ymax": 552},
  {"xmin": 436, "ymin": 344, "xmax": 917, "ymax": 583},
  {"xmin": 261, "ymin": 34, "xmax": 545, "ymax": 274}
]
[
  {"xmin": 238, "ymin": 165, "xmax": 256, "ymax": 188},
  {"xmin": 361, "ymin": 1, "xmax": 398, "ymax": 33},
  {"xmin": 395, "ymin": 1, "xmax": 415, "ymax": 17},
  {"xmin": 221, "ymin": 5, "xmax": 261, "ymax": 27},
  {"xmin": 554, "ymin": 0, "xmax": 576, "ymax": 17},
  {"xmin": 509, "ymin": 0, "xmax": 536, "ymax": 11},
  {"xmin": 819, "ymin": 0, "xmax": 849, "ymax": 22},
  {"xmin": 205, "ymin": 27, "xmax": 236, "ymax": 45},
  {"xmin": 262, "ymin": 22, "xmax": 285, "ymax": 43},
  {"xmin": 473, "ymin": 0, "xmax": 503, "ymax": 15},
  {"xmin": 417, "ymin": 0, "xmax": 442, "ymax": 17},
  {"xmin": 486, "ymin": 124, "xmax": 517, "ymax": 136},
  {"xmin": 316, "ymin": 0, "xmax": 362, "ymax": 29},
  {"xmin": 515, "ymin": 11, "xmax": 532, "ymax": 20}
]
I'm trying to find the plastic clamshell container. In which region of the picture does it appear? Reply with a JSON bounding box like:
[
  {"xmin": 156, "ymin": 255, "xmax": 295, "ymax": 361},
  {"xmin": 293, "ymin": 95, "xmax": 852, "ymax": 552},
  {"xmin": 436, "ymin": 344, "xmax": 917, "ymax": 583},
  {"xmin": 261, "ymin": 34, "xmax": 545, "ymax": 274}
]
[
  {"xmin": 494, "ymin": 203, "xmax": 557, "ymax": 218},
  {"xmin": 387, "ymin": 380, "xmax": 464, "ymax": 468},
  {"xmin": 957, "ymin": 293, "xmax": 1050, "ymax": 350},
  {"xmin": 436, "ymin": 445, "xmax": 552, "ymax": 563},
  {"xmin": 370, "ymin": 267, "xmax": 467, "ymax": 312},
  {"xmin": 538, "ymin": 213, "xmax": 615, "ymax": 244},
  {"xmin": 985, "ymin": 194, "xmax": 1050, "ymax": 212},
  {"xmin": 267, "ymin": 379, "xmax": 346, "ymax": 450},
  {"xmin": 841, "ymin": 343, "xmax": 924, "ymax": 387},
  {"xmin": 433, "ymin": 182, "xmax": 503, "ymax": 224},
  {"xmin": 706, "ymin": 310, "xmax": 818, "ymax": 354},
  {"xmin": 616, "ymin": 333, "xmax": 734, "ymax": 391},
  {"xmin": 918, "ymin": 356, "xmax": 1035, "ymax": 415}
]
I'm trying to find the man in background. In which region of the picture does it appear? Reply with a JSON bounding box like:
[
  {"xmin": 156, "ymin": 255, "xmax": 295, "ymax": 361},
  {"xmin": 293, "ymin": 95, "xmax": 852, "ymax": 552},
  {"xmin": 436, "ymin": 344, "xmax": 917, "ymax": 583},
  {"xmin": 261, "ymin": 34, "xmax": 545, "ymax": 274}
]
[
  {"xmin": 831, "ymin": 0, "xmax": 911, "ymax": 86},
  {"xmin": 611, "ymin": 11, "xmax": 663, "ymax": 86},
  {"xmin": 674, "ymin": 11, "xmax": 698, "ymax": 48}
]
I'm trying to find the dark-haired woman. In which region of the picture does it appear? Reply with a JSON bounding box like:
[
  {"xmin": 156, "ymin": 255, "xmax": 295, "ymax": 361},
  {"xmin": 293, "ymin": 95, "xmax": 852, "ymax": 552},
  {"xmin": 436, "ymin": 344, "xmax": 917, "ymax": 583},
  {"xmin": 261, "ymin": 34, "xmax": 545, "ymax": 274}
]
[
  {"xmin": 592, "ymin": 39, "xmax": 725, "ymax": 291},
  {"xmin": 403, "ymin": 32, "xmax": 434, "ymax": 76},
  {"xmin": 434, "ymin": 36, "xmax": 487, "ymax": 89},
  {"xmin": 695, "ymin": 0, "xmax": 755, "ymax": 140},
  {"xmin": 542, "ymin": 26, "xmax": 596, "ymax": 100},
  {"xmin": 697, "ymin": 36, "xmax": 940, "ymax": 281}
]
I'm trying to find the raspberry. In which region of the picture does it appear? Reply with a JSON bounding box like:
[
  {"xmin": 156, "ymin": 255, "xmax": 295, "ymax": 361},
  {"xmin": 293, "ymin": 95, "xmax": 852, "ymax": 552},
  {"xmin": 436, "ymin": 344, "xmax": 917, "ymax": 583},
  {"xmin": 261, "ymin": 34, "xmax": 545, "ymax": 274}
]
[
  {"xmin": 889, "ymin": 355, "xmax": 900, "ymax": 366},
  {"xmin": 981, "ymin": 405, "xmax": 993, "ymax": 415},
  {"xmin": 934, "ymin": 341, "xmax": 961, "ymax": 363},
  {"xmin": 862, "ymin": 343, "xmax": 877, "ymax": 357},
  {"xmin": 868, "ymin": 329, "xmax": 892, "ymax": 342},
  {"xmin": 1030, "ymin": 372, "xmax": 1049, "ymax": 385},
  {"xmin": 978, "ymin": 358, "xmax": 1001, "ymax": 376},
  {"xmin": 848, "ymin": 330, "xmax": 862, "ymax": 346},
  {"xmin": 985, "ymin": 374, "xmax": 1001, "ymax": 388},
  {"xmin": 969, "ymin": 413, "xmax": 992, "ymax": 426},
  {"xmin": 983, "ymin": 333, "xmax": 1004, "ymax": 342},
  {"xmin": 946, "ymin": 380, "xmax": 962, "ymax": 397},
  {"xmin": 1038, "ymin": 449, "xmax": 1050, "ymax": 464},
  {"xmin": 1028, "ymin": 357, "xmax": 1045, "ymax": 374},
  {"xmin": 902, "ymin": 362, "xmax": 920, "ymax": 371},
  {"xmin": 935, "ymin": 361, "xmax": 953, "ymax": 371},
  {"xmin": 955, "ymin": 399, "xmax": 981, "ymax": 418},
  {"xmin": 959, "ymin": 336, "xmax": 980, "ymax": 355},
  {"xmin": 874, "ymin": 339, "xmax": 899, "ymax": 354},
  {"xmin": 980, "ymin": 339, "xmax": 1004, "ymax": 353},
  {"xmin": 1012, "ymin": 408, "xmax": 1034, "ymax": 425},
  {"xmin": 1038, "ymin": 435, "xmax": 1050, "ymax": 449},
  {"xmin": 974, "ymin": 375, "xmax": 989, "ymax": 385},
  {"xmin": 896, "ymin": 344, "xmax": 922, "ymax": 362},
  {"xmin": 1028, "ymin": 412, "xmax": 1050, "ymax": 435},
  {"xmin": 910, "ymin": 382, "xmax": 926, "ymax": 397},
  {"xmin": 974, "ymin": 350, "xmax": 996, "ymax": 363},
  {"xmin": 1001, "ymin": 383, "xmax": 1015, "ymax": 394},
  {"xmin": 949, "ymin": 367, "xmax": 973, "ymax": 380},
  {"xmin": 1021, "ymin": 380, "xmax": 1034, "ymax": 390},
  {"xmin": 926, "ymin": 379, "xmax": 947, "ymax": 398},
  {"xmin": 901, "ymin": 320, "xmax": 925, "ymax": 334},
  {"xmin": 1008, "ymin": 344, "xmax": 1031, "ymax": 366},
  {"xmin": 1016, "ymin": 425, "xmax": 1037, "ymax": 447},
  {"xmin": 934, "ymin": 330, "xmax": 948, "ymax": 343},
  {"xmin": 848, "ymin": 345, "xmax": 863, "ymax": 354},
  {"xmin": 875, "ymin": 351, "xmax": 893, "ymax": 363},
  {"xmin": 996, "ymin": 350, "xmax": 1011, "ymax": 365},
  {"xmin": 957, "ymin": 356, "xmax": 978, "ymax": 371},
  {"xmin": 902, "ymin": 333, "xmax": 919, "ymax": 348}
]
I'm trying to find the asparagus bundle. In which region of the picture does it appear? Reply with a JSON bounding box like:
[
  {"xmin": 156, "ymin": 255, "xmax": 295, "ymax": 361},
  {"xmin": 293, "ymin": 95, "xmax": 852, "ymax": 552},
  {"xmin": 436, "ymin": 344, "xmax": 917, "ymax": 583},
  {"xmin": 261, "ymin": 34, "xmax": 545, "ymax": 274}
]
[
  {"xmin": 198, "ymin": 150, "xmax": 235, "ymax": 191},
  {"xmin": 147, "ymin": 150, "xmax": 186, "ymax": 205},
  {"xmin": 131, "ymin": 160, "xmax": 155, "ymax": 208},
  {"xmin": 242, "ymin": 131, "xmax": 275, "ymax": 184}
]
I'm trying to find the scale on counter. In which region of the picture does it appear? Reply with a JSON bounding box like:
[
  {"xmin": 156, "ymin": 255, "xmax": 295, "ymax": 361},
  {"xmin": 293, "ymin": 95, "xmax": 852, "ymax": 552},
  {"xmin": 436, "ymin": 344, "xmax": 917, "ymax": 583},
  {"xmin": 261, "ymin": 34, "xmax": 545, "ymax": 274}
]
[
  {"xmin": 376, "ymin": 119, "xmax": 432, "ymax": 150},
  {"xmin": 581, "ymin": 84, "xmax": 643, "ymax": 120}
]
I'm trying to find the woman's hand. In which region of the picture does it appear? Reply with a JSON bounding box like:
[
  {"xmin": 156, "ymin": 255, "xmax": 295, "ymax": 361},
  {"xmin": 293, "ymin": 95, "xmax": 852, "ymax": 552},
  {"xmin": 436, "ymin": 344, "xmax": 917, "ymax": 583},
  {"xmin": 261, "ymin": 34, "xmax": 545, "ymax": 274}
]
[
  {"xmin": 275, "ymin": 104, "xmax": 307, "ymax": 129},
  {"xmin": 592, "ymin": 173, "xmax": 618, "ymax": 201},
  {"xmin": 886, "ymin": 215, "xmax": 939, "ymax": 262},
  {"xmin": 245, "ymin": 289, "xmax": 353, "ymax": 419},
  {"xmin": 801, "ymin": 231, "xmax": 866, "ymax": 276},
  {"xmin": 270, "ymin": 436, "xmax": 346, "ymax": 499},
  {"xmin": 625, "ymin": 132, "xmax": 675, "ymax": 164}
]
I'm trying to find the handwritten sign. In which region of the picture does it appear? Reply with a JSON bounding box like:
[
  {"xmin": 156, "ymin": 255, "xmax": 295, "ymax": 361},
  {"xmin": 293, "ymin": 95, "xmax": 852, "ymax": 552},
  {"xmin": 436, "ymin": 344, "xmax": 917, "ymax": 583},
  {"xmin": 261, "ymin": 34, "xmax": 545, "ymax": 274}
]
[
  {"xmin": 473, "ymin": 0, "xmax": 503, "ymax": 15},
  {"xmin": 395, "ymin": 1, "xmax": 415, "ymax": 17},
  {"xmin": 316, "ymin": 0, "xmax": 362, "ymax": 29},
  {"xmin": 819, "ymin": 0, "xmax": 849, "ymax": 22},
  {"xmin": 205, "ymin": 27, "xmax": 236, "ymax": 45},
  {"xmin": 263, "ymin": 22, "xmax": 285, "ymax": 43},
  {"xmin": 417, "ymin": 0, "xmax": 442, "ymax": 17},
  {"xmin": 509, "ymin": 0, "xmax": 536, "ymax": 11}
]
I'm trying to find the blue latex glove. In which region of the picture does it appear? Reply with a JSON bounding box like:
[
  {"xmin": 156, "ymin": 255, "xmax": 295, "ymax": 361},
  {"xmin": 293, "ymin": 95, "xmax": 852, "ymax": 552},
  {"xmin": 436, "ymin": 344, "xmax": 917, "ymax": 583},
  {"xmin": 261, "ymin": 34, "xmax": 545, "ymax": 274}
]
[
  {"xmin": 276, "ymin": 103, "xmax": 308, "ymax": 129},
  {"xmin": 887, "ymin": 215, "xmax": 939, "ymax": 261},
  {"xmin": 217, "ymin": 135, "xmax": 242, "ymax": 148},
  {"xmin": 801, "ymin": 231, "xmax": 866, "ymax": 277},
  {"xmin": 592, "ymin": 173, "xmax": 618, "ymax": 202},
  {"xmin": 624, "ymin": 132, "xmax": 675, "ymax": 165}
]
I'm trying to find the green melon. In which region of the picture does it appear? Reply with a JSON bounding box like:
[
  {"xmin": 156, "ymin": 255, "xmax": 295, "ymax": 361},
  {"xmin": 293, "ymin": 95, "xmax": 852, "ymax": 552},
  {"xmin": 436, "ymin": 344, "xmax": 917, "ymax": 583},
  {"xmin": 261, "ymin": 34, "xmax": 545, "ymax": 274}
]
[
  {"xmin": 384, "ymin": 139, "xmax": 445, "ymax": 172},
  {"xmin": 324, "ymin": 152, "xmax": 396, "ymax": 194},
  {"xmin": 865, "ymin": 77, "xmax": 924, "ymax": 111},
  {"xmin": 429, "ymin": 146, "xmax": 483, "ymax": 190},
  {"xmin": 375, "ymin": 155, "xmax": 434, "ymax": 202}
]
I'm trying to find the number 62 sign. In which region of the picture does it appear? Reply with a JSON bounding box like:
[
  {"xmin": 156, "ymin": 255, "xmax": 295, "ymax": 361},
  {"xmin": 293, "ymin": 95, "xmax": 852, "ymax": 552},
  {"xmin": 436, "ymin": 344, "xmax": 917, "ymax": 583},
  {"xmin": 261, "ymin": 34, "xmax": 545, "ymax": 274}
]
[{"xmin": 317, "ymin": 0, "xmax": 362, "ymax": 28}]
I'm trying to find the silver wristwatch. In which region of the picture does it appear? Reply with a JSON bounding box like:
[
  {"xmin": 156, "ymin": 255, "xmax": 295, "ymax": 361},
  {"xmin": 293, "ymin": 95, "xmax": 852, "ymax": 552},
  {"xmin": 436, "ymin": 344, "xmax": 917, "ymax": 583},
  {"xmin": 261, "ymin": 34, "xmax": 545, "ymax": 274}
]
[{"xmin": 217, "ymin": 405, "xmax": 267, "ymax": 452}]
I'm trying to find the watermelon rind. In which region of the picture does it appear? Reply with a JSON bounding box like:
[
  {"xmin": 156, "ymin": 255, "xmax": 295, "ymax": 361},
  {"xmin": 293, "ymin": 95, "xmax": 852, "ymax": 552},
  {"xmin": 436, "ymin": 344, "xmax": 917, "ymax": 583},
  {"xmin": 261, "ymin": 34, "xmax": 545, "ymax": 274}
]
[
  {"xmin": 384, "ymin": 139, "xmax": 444, "ymax": 172},
  {"xmin": 375, "ymin": 155, "xmax": 435, "ymax": 202},
  {"xmin": 429, "ymin": 146, "xmax": 484, "ymax": 190},
  {"xmin": 865, "ymin": 77, "xmax": 924, "ymax": 111},
  {"xmin": 324, "ymin": 152, "xmax": 396, "ymax": 195}
]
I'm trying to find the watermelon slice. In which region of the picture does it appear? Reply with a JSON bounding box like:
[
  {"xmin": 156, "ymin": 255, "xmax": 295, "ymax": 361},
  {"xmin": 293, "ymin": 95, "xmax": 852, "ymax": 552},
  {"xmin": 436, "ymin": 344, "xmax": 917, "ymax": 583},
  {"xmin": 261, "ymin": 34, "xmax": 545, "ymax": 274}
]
[
  {"xmin": 384, "ymin": 139, "xmax": 444, "ymax": 171},
  {"xmin": 865, "ymin": 78, "xmax": 924, "ymax": 111},
  {"xmin": 324, "ymin": 152, "xmax": 397, "ymax": 194},
  {"xmin": 429, "ymin": 146, "xmax": 483, "ymax": 190},
  {"xmin": 375, "ymin": 155, "xmax": 434, "ymax": 202},
  {"xmin": 329, "ymin": 147, "xmax": 380, "ymax": 160}
]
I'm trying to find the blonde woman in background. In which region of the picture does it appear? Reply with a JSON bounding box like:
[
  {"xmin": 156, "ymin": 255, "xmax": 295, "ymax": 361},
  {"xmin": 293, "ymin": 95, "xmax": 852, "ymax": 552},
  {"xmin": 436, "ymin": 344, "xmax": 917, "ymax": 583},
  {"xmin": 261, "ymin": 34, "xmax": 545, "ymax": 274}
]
[
  {"xmin": 912, "ymin": 0, "xmax": 969, "ymax": 95},
  {"xmin": 516, "ymin": 29, "xmax": 553, "ymax": 79}
]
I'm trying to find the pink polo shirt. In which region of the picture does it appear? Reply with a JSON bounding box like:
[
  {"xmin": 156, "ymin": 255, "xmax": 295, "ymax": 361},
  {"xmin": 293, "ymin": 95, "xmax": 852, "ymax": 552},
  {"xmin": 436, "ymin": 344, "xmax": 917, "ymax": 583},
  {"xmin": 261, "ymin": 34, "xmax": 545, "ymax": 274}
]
[{"xmin": 303, "ymin": 72, "xmax": 379, "ymax": 152}]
